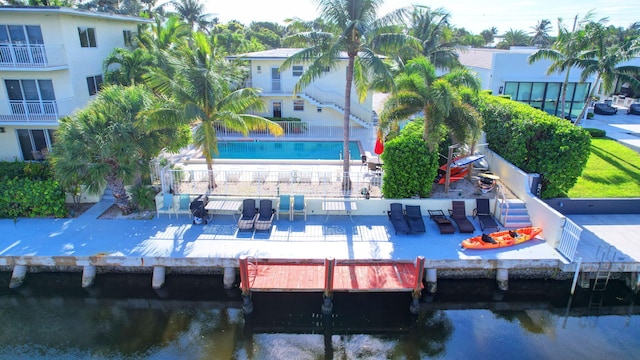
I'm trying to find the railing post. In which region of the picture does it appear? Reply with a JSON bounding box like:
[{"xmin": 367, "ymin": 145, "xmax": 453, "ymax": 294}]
[
  {"xmin": 238, "ymin": 256, "xmax": 253, "ymax": 314},
  {"xmin": 322, "ymin": 257, "xmax": 335, "ymax": 315},
  {"xmin": 410, "ymin": 256, "xmax": 425, "ymax": 315}
]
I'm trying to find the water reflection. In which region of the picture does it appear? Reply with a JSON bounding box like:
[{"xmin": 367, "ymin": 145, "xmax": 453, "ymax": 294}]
[{"xmin": 0, "ymin": 274, "xmax": 638, "ymax": 359}]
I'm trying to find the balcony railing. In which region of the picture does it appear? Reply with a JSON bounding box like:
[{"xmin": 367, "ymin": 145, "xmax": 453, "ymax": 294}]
[
  {"xmin": 0, "ymin": 97, "xmax": 74, "ymax": 123},
  {"xmin": 0, "ymin": 44, "xmax": 67, "ymax": 68}
]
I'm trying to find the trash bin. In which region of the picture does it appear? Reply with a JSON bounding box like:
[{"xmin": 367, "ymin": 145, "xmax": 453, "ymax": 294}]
[{"xmin": 190, "ymin": 195, "xmax": 209, "ymax": 225}]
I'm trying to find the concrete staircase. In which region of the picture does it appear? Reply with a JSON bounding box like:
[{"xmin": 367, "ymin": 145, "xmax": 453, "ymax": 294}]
[
  {"xmin": 497, "ymin": 199, "xmax": 532, "ymax": 229},
  {"xmin": 298, "ymin": 92, "xmax": 371, "ymax": 128}
]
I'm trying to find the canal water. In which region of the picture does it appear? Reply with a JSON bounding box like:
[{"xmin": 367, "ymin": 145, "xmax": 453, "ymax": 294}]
[{"xmin": 0, "ymin": 273, "xmax": 638, "ymax": 359}]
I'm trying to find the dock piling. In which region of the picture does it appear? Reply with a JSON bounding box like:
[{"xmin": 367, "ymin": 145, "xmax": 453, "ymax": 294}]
[
  {"xmin": 9, "ymin": 265, "xmax": 27, "ymax": 288},
  {"xmin": 152, "ymin": 266, "xmax": 166, "ymax": 289},
  {"xmin": 410, "ymin": 256, "xmax": 425, "ymax": 315},
  {"xmin": 81, "ymin": 265, "xmax": 97, "ymax": 288},
  {"xmin": 322, "ymin": 258, "xmax": 335, "ymax": 315},
  {"xmin": 496, "ymin": 268, "xmax": 509, "ymax": 291},
  {"xmin": 223, "ymin": 267, "xmax": 236, "ymax": 289},
  {"xmin": 238, "ymin": 256, "xmax": 253, "ymax": 314},
  {"xmin": 426, "ymin": 268, "xmax": 437, "ymax": 294}
]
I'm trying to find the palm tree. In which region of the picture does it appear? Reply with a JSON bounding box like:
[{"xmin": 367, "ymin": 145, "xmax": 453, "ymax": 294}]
[
  {"xmin": 170, "ymin": 0, "xmax": 212, "ymax": 33},
  {"xmin": 50, "ymin": 86, "xmax": 184, "ymax": 215},
  {"xmin": 400, "ymin": 6, "xmax": 461, "ymax": 70},
  {"xmin": 497, "ymin": 29, "xmax": 530, "ymax": 49},
  {"xmin": 573, "ymin": 22, "xmax": 640, "ymax": 125},
  {"xmin": 380, "ymin": 57, "xmax": 482, "ymax": 151},
  {"xmin": 104, "ymin": 47, "xmax": 156, "ymax": 86},
  {"xmin": 530, "ymin": 19, "xmax": 552, "ymax": 48},
  {"xmin": 281, "ymin": 0, "xmax": 416, "ymax": 190},
  {"xmin": 480, "ymin": 27, "xmax": 498, "ymax": 46},
  {"xmin": 528, "ymin": 15, "xmax": 593, "ymax": 119},
  {"xmin": 144, "ymin": 32, "xmax": 283, "ymax": 189}
]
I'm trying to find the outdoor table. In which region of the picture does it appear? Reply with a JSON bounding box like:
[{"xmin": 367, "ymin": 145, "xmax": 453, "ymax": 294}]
[
  {"xmin": 322, "ymin": 200, "xmax": 357, "ymax": 223},
  {"xmin": 205, "ymin": 200, "xmax": 243, "ymax": 221}
]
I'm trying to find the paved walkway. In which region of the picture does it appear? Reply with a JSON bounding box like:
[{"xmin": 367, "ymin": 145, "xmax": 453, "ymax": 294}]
[{"xmin": 579, "ymin": 108, "xmax": 640, "ymax": 152}]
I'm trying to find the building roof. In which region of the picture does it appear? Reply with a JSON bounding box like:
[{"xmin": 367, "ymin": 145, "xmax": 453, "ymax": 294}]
[
  {"xmin": 229, "ymin": 48, "xmax": 350, "ymax": 60},
  {"xmin": 457, "ymin": 47, "xmax": 540, "ymax": 70},
  {"xmin": 0, "ymin": 5, "xmax": 152, "ymax": 23}
]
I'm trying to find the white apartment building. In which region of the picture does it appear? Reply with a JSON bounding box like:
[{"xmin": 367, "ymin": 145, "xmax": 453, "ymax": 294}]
[{"xmin": 0, "ymin": 6, "xmax": 150, "ymax": 161}]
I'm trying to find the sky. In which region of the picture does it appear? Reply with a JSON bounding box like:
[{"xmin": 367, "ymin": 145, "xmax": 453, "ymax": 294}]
[{"xmin": 207, "ymin": 0, "xmax": 639, "ymax": 35}]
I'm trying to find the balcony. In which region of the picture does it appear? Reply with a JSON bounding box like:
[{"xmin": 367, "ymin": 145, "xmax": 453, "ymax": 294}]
[
  {"xmin": 0, "ymin": 44, "xmax": 68, "ymax": 69},
  {"xmin": 0, "ymin": 98, "xmax": 75, "ymax": 124}
]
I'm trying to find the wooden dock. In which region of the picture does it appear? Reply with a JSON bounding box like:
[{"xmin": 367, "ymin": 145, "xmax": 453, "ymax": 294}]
[{"xmin": 241, "ymin": 259, "xmax": 423, "ymax": 293}]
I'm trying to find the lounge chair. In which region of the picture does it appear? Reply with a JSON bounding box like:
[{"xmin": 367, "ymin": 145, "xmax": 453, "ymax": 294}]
[
  {"xmin": 277, "ymin": 194, "xmax": 291, "ymax": 220},
  {"xmin": 629, "ymin": 103, "xmax": 640, "ymax": 115},
  {"xmin": 405, "ymin": 205, "xmax": 426, "ymax": 233},
  {"xmin": 237, "ymin": 199, "xmax": 258, "ymax": 231},
  {"xmin": 292, "ymin": 195, "xmax": 307, "ymax": 221},
  {"xmin": 387, "ymin": 203, "xmax": 411, "ymax": 235},
  {"xmin": 448, "ymin": 201, "xmax": 476, "ymax": 233},
  {"xmin": 254, "ymin": 199, "xmax": 275, "ymax": 231},
  {"xmin": 473, "ymin": 198, "xmax": 500, "ymax": 233},
  {"xmin": 428, "ymin": 209, "xmax": 455, "ymax": 234}
]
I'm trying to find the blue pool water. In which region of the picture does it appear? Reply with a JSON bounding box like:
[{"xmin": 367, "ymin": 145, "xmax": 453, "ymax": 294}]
[{"xmin": 216, "ymin": 141, "xmax": 361, "ymax": 160}]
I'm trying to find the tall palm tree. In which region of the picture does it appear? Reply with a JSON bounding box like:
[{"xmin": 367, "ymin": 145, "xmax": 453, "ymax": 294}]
[
  {"xmin": 170, "ymin": 0, "xmax": 212, "ymax": 33},
  {"xmin": 400, "ymin": 6, "xmax": 461, "ymax": 70},
  {"xmin": 380, "ymin": 57, "xmax": 482, "ymax": 151},
  {"xmin": 497, "ymin": 29, "xmax": 530, "ymax": 49},
  {"xmin": 282, "ymin": 0, "xmax": 416, "ymax": 190},
  {"xmin": 144, "ymin": 32, "xmax": 283, "ymax": 189},
  {"xmin": 528, "ymin": 14, "xmax": 593, "ymax": 119},
  {"xmin": 574, "ymin": 22, "xmax": 640, "ymax": 125},
  {"xmin": 530, "ymin": 19, "xmax": 552, "ymax": 48},
  {"xmin": 51, "ymin": 86, "xmax": 185, "ymax": 215}
]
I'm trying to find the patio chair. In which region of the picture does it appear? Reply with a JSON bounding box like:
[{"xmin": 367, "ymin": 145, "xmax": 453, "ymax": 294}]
[
  {"xmin": 237, "ymin": 199, "xmax": 258, "ymax": 231},
  {"xmin": 254, "ymin": 199, "xmax": 276, "ymax": 231},
  {"xmin": 387, "ymin": 203, "xmax": 410, "ymax": 235},
  {"xmin": 473, "ymin": 198, "xmax": 500, "ymax": 233},
  {"xmin": 292, "ymin": 195, "xmax": 307, "ymax": 221},
  {"xmin": 594, "ymin": 103, "xmax": 617, "ymax": 115},
  {"xmin": 629, "ymin": 103, "xmax": 640, "ymax": 115},
  {"xmin": 428, "ymin": 209, "xmax": 455, "ymax": 234},
  {"xmin": 448, "ymin": 201, "xmax": 475, "ymax": 233},
  {"xmin": 175, "ymin": 194, "xmax": 192, "ymax": 219},
  {"xmin": 405, "ymin": 205, "xmax": 426, "ymax": 233},
  {"xmin": 277, "ymin": 194, "xmax": 292, "ymax": 221},
  {"xmin": 157, "ymin": 193, "xmax": 176, "ymax": 219}
]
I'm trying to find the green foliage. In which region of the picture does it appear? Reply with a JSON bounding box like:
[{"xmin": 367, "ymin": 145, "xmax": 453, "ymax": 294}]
[
  {"xmin": 475, "ymin": 94, "xmax": 591, "ymax": 198},
  {"xmin": 129, "ymin": 184, "xmax": 156, "ymax": 212},
  {"xmin": 0, "ymin": 178, "xmax": 67, "ymax": 219},
  {"xmin": 0, "ymin": 161, "xmax": 53, "ymax": 180},
  {"xmin": 381, "ymin": 121, "xmax": 439, "ymax": 198},
  {"xmin": 584, "ymin": 128, "xmax": 606, "ymax": 137}
]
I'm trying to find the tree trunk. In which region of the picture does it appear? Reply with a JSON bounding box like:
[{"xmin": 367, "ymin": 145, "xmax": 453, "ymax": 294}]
[
  {"xmin": 341, "ymin": 55, "xmax": 355, "ymax": 191},
  {"xmin": 560, "ymin": 68, "xmax": 571, "ymax": 119},
  {"xmin": 206, "ymin": 157, "xmax": 217, "ymax": 191},
  {"xmin": 574, "ymin": 73, "xmax": 600, "ymax": 127},
  {"xmin": 107, "ymin": 175, "xmax": 132, "ymax": 215}
]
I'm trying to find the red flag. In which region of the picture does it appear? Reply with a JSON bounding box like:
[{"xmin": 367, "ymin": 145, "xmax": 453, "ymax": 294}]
[{"xmin": 374, "ymin": 135, "xmax": 384, "ymax": 155}]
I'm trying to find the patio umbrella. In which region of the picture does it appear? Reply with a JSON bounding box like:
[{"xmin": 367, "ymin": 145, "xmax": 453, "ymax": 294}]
[{"xmin": 374, "ymin": 134, "xmax": 384, "ymax": 155}]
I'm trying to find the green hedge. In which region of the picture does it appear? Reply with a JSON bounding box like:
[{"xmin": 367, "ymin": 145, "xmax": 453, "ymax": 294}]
[
  {"xmin": 381, "ymin": 121, "xmax": 439, "ymax": 198},
  {"xmin": 0, "ymin": 177, "xmax": 68, "ymax": 219},
  {"xmin": 475, "ymin": 94, "xmax": 591, "ymax": 198},
  {"xmin": 0, "ymin": 160, "xmax": 52, "ymax": 180},
  {"xmin": 584, "ymin": 128, "xmax": 606, "ymax": 138}
]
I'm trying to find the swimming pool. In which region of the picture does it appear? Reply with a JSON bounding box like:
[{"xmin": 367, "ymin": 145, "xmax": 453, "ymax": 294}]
[{"xmin": 216, "ymin": 141, "xmax": 362, "ymax": 160}]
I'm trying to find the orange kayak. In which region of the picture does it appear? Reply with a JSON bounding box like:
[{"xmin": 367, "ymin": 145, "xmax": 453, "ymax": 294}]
[{"xmin": 461, "ymin": 227, "xmax": 542, "ymax": 250}]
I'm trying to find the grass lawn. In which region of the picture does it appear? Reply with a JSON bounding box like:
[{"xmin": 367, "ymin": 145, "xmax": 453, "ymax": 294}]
[{"xmin": 567, "ymin": 138, "xmax": 640, "ymax": 198}]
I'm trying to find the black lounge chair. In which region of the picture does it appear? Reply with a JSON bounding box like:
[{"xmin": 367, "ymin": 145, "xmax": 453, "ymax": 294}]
[
  {"xmin": 387, "ymin": 203, "xmax": 411, "ymax": 235},
  {"xmin": 237, "ymin": 199, "xmax": 258, "ymax": 231},
  {"xmin": 594, "ymin": 103, "xmax": 617, "ymax": 115},
  {"xmin": 428, "ymin": 209, "xmax": 455, "ymax": 234},
  {"xmin": 405, "ymin": 205, "xmax": 426, "ymax": 233},
  {"xmin": 473, "ymin": 198, "xmax": 500, "ymax": 233},
  {"xmin": 254, "ymin": 199, "xmax": 275, "ymax": 231},
  {"xmin": 629, "ymin": 103, "xmax": 640, "ymax": 115},
  {"xmin": 448, "ymin": 201, "xmax": 476, "ymax": 233}
]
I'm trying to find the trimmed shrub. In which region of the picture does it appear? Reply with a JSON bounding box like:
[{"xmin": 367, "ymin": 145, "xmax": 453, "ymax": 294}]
[
  {"xmin": 0, "ymin": 177, "xmax": 67, "ymax": 219},
  {"xmin": 474, "ymin": 94, "xmax": 591, "ymax": 198},
  {"xmin": 584, "ymin": 128, "xmax": 606, "ymax": 138},
  {"xmin": 0, "ymin": 161, "xmax": 53, "ymax": 180},
  {"xmin": 381, "ymin": 121, "xmax": 439, "ymax": 198}
]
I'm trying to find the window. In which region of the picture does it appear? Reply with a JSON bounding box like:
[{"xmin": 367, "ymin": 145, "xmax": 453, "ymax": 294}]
[
  {"xmin": 17, "ymin": 129, "xmax": 55, "ymax": 160},
  {"xmin": 123, "ymin": 30, "xmax": 133, "ymax": 47},
  {"xmin": 78, "ymin": 27, "xmax": 96, "ymax": 48},
  {"xmin": 322, "ymin": 66, "xmax": 331, "ymax": 73},
  {"xmin": 4, "ymin": 79, "xmax": 56, "ymax": 114},
  {"xmin": 292, "ymin": 65, "xmax": 303, "ymax": 77},
  {"xmin": 293, "ymin": 99, "xmax": 304, "ymax": 111},
  {"xmin": 87, "ymin": 75, "xmax": 103, "ymax": 96},
  {"xmin": 504, "ymin": 81, "xmax": 591, "ymax": 117}
]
